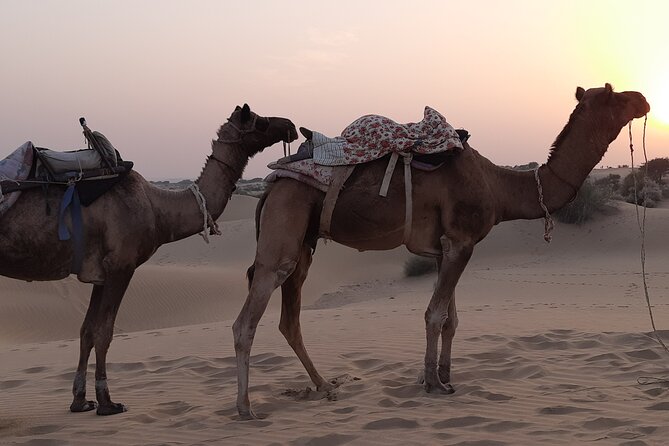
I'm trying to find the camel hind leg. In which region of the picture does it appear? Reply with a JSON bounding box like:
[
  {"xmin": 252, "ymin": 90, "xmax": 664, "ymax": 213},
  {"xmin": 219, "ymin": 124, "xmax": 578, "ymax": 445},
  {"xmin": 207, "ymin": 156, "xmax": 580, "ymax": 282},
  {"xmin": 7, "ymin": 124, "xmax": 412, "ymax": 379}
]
[
  {"xmin": 233, "ymin": 186, "xmax": 316, "ymax": 419},
  {"xmin": 279, "ymin": 244, "xmax": 332, "ymax": 391}
]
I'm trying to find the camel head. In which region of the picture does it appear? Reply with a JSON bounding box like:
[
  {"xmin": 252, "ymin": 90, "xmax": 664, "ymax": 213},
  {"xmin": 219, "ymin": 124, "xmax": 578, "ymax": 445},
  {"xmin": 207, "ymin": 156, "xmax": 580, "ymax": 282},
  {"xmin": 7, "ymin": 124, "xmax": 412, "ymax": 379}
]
[
  {"xmin": 549, "ymin": 84, "xmax": 650, "ymax": 163},
  {"xmin": 574, "ymin": 83, "xmax": 650, "ymax": 140},
  {"xmin": 217, "ymin": 104, "xmax": 298, "ymax": 157}
]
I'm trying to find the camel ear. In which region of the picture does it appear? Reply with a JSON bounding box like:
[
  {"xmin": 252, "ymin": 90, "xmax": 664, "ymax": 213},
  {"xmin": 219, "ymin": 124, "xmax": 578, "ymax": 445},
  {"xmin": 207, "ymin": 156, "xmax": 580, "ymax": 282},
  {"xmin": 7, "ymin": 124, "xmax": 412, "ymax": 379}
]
[
  {"xmin": 604, "ymin": 83, "xmax": 613, "ymax": 93},
  {"xmin": 241, "ymin": 103, "xmax": 251, "ymax": 122},
  {"xmin": 575, "ymin": 87, "xmax": 585, "ymax": 101},
  {"xmin": 299, "ymin": 127, "xmax": 313, "ymax": 140}
]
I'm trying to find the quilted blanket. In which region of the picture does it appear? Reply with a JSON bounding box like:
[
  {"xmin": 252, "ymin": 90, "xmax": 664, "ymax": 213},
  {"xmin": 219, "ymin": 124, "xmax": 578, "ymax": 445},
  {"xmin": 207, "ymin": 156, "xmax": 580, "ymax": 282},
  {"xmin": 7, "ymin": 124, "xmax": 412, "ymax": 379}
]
[
  {"xmin": 312, "ymin": 106, "xmax": 463, "ymax": 166},
  {"xmin": 0, "ymin": 142, "xmax": 34, "ymax": 216}
]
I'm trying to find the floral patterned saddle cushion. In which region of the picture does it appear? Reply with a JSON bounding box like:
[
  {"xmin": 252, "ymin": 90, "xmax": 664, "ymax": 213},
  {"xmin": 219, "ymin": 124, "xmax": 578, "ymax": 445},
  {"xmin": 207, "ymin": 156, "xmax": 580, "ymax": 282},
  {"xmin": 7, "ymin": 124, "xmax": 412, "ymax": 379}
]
[{"xmin": 267, "ymin": 106, "xmax": 467, "ymax": 189}]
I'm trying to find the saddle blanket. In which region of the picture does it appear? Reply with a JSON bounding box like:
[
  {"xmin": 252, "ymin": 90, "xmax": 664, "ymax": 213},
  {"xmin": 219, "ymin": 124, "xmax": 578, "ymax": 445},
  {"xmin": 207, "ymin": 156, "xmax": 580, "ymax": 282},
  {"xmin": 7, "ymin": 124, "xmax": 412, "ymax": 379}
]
[
  {"xmin": 312, "ymin": 106, "xmax": 463, "ymax": 166},
  {"xmin": 266, "ymin": 153, "xmax": 450, "ymax": 192},
  {"xmin": 0, "ymin": 142, "xmax": 34, "ymax": 216},
  {"xmin": 266, "ymin": 159, "xmax": 332, "ymax": 192}
]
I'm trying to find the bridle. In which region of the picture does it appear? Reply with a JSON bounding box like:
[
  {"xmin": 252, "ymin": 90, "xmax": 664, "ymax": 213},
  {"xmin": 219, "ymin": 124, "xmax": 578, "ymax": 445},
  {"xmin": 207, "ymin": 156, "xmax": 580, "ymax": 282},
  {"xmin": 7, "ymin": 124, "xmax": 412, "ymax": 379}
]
[{"xmin": 217, "ymin": 113, "xmax": 266, "ymax": 144}]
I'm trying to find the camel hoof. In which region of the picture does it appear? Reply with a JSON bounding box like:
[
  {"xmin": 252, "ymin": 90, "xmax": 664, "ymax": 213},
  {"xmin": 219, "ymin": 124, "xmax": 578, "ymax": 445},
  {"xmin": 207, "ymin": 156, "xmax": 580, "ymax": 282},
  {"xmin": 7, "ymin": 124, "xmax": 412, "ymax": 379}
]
[
  {"xmin": 424, "ymin": 381, "xmax": 455, "ymax": 395},
  {"xmin": 238, "ymin": 409, "xmax": 261, "ymax": 421},
  {"xmin": 317, "ymin": 382, "xmax": 335, "ymax": 392},
  {"xmin": 70, "ymin": 400, "xmax": 97, "ymax": 412},
  {"xmin": 96, "ymin": 403, "xmax": 127, "ymax": 416}
]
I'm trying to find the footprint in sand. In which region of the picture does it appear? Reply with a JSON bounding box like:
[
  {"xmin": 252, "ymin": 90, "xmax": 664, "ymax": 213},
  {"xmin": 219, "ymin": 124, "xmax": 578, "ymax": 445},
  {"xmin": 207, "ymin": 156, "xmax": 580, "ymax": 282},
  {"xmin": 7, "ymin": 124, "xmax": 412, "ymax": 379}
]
[
  {"xmin": 363, "ymin": 417, "xmax": 419, "ymax": 430},
  {"xmin": 292, "ymin": 433, "xmax": 359, "ymax": 445},
  {"xmin": 645, "ymin": 402, "xmax": 669, "ymax": 411},
  {"xmin": 538, "ymin": 405, "xmax": 596, "ymax": 415},
  {"xmin": 432, "ymin": 415, "xmax": 492, "ymax": 429},
  {"xmin": 0, "ymin": 379, "xmax": 26, "ymax": 390}
]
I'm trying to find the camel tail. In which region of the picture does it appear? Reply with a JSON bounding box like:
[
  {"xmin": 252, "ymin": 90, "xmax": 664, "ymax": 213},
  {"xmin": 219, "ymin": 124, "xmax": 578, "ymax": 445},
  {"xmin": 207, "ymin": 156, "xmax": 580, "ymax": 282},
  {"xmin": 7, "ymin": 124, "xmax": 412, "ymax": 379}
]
[
  {"xmin": 254, "ymin": 189, "xmax": 269, "ymax": 241},
  {"xmin": 246, "ymin": 188, "xmax": 270, "ymax": 290}
]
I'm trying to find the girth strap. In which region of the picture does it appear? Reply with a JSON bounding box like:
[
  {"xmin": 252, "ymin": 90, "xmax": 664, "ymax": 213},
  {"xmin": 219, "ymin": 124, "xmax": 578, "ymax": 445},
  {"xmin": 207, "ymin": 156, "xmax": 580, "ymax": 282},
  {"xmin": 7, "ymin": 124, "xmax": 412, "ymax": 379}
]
[
  {"xmin": 400, "ymin": 153, "xmax": 413, "ymax": 243},
  {"xmin": 318, "ymin": 152, "xmax": 414, "ymax": 245},
  {"xmin": 379, "ymin": 152, "xmax": 414, "ymax": 243},
  {"xmin": 319, "ymin": 165, "xmax": 355, "ymax": 239}
]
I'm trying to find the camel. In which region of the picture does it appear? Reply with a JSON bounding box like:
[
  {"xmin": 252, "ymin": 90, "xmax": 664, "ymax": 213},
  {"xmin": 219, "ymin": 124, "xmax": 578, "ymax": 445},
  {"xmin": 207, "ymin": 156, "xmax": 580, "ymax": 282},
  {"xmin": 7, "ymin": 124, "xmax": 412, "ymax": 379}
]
[
  {"xmin": 0, "ymin": 104, "xmax": 297, "ymax": 415},
  {"xmin": 232, "ymin": 84, "xmax": 650, "ymax": 419}
]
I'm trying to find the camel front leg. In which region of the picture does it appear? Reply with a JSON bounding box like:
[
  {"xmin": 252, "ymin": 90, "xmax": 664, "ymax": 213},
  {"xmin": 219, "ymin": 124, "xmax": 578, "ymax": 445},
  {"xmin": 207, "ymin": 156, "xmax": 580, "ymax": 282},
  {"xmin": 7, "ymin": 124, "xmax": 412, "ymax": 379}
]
[
  {"xmin": 92, "ymin": 270, "xmax": 134, "ymax": 416},
  {"xmin": 70, "ymin": 284, "xmax": 103, "ymax": 412},
  {"xmin": 279, "ymin": 245, "xmax": 332, "ymax": 391},
  {"xmin": 423, "ymin": 237, "xmax": 471, "ymax": 394}
]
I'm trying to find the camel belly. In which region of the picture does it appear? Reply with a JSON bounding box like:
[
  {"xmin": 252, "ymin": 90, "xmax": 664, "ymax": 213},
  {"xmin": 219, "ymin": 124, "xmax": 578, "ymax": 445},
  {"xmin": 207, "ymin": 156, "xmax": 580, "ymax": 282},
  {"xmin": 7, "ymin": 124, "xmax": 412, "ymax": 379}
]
[
  {"xmin": 0, "ymin": 249, "xmax": 72, "ymax": 281},
  {"xmin": 327, "ymin": 181, "xmax": 443, "ymax": 255}
]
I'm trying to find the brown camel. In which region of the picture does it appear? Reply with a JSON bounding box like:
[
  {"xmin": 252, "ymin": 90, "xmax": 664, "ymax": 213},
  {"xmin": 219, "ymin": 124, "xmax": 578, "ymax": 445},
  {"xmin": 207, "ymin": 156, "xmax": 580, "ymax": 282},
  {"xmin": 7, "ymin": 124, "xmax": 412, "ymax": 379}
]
[
  {"xmin": 233, "ymin": 84, "xmax": 650, "ymax": 419},
  {"xmin": 0, "ymin": 104, "xmax": 297, "ymax": 415}
]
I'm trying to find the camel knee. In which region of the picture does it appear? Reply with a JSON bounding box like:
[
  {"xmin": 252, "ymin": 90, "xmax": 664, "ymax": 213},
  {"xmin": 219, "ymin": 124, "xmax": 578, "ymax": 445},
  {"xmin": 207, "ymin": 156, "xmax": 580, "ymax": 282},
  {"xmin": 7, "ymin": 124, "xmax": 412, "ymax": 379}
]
[
  {"xmin": 275, "ymin": 260, "xmax": 298, "ymax": 287},
  {"xmin": 424, "ymin": 307, "xmax": 449, "ymax": 331}
]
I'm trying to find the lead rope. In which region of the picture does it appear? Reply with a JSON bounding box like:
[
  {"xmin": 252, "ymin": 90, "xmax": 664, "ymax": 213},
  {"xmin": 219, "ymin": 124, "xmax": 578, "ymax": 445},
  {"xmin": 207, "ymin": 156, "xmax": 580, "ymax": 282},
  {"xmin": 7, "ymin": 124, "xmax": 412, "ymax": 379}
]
[
  {"xmin": 187, "ymin": 183, "xmax": 221, "ymax": 244},
  {"xmin": 630, "ymin": 115, "xmax": 669, "ymax": 385},
  {"xmin": 283, "ymin": 130, "xmax": 291, "ymax": 157},
  {"xmin": 534, "ymin": 167, "xmax": 554, "ymax": 243}
]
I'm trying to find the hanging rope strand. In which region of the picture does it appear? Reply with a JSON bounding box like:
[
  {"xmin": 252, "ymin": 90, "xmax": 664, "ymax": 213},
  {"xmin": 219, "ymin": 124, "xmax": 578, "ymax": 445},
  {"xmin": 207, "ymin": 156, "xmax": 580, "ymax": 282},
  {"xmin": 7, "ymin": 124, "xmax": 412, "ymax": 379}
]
[
  {"xmin": 187, "ymin": 183, "xmax": 220, "ymax": 244},
  {"xmin": 534, "ymin": 167, "xmax": 554, "ymax": 243},
  {"xmin": 629, "ymin": 116, "xmax": 669, "ymax": 360}
]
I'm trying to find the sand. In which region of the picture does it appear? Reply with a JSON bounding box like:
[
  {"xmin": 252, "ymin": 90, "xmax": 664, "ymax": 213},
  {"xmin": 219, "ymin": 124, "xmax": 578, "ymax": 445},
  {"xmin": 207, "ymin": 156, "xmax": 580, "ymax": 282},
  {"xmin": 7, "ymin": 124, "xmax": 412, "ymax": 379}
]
[{"xmin": 1, "ymin": 194, "xmax": 669, "ymax": 445}]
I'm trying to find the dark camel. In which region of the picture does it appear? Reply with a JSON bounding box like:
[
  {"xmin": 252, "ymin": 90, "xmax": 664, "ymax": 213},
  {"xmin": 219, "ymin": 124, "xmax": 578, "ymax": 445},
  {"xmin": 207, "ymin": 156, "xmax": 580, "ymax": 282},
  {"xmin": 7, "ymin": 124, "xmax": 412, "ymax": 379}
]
[
  {"xmin": 0, "ymin": 104, "xmax": 297, "ymax": 415},
  {"xmin": 233, "ymin": 84, "xmax": 650, "ymax": 419}
]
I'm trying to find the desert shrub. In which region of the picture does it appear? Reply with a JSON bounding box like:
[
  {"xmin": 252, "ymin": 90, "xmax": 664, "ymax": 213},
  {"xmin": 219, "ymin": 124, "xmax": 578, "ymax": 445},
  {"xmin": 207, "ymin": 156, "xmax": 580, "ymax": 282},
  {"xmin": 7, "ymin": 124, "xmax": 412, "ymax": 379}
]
[
  {"xmin": 621, "ymin": 171, "xmax": 662, "ymax": 207},
  {"xmin": 661, "ymin": 183, "xmax": 669, "ymax": 199},
  {"xmin": 404, "ymin": 256, "xmax": 437, "ymax": 277},
  {"xmin": 593, "ymin": 173, "xmax": 621, "ymax": 193},
  {"xmin": 553, "ymin": 180, "xmax": 610, "ymax": 224},
  {"xmin": 641, "ymin": 157, "xmax": 669, "ymax": 184}
]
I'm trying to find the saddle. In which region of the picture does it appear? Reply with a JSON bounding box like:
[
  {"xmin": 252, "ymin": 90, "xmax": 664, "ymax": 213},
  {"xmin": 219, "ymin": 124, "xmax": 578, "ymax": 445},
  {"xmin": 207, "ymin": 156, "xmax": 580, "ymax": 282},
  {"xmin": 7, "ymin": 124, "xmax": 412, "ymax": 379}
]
[
  {"xmin": 268, "ymin": 107, "xmax": 470, "ymax": 242},
  {"xmin": 0, "ymin": 118, "xmax": 134, "ymax": 274},
  {"xmin": 0, "ymin": 118, "xmax": 133, "ymax": 206}
]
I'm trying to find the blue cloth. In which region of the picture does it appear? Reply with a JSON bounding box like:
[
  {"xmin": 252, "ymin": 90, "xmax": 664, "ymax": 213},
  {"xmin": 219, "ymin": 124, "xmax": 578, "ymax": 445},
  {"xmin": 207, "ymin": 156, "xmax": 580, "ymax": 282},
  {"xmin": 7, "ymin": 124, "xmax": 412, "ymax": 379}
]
[{"xmin": 58, "ymin": 183, "xmax": 84, "ymax": 274}]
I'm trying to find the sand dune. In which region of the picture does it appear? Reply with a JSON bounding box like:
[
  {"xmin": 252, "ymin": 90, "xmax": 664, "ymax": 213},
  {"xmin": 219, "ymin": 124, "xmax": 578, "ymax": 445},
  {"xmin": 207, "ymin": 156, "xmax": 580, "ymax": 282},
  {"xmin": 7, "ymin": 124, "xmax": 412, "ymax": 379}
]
[{"xmin": 2, "ymin": 195, "xmax": 669, "ymax": 445}]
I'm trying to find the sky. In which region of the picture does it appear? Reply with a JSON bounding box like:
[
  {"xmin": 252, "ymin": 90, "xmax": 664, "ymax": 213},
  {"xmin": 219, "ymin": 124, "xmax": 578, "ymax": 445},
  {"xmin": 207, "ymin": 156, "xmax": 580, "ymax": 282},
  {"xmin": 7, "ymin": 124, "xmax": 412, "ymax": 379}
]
[{"xmin": 1, "ymin": 0, "xmax": 668, "ymax": 180}]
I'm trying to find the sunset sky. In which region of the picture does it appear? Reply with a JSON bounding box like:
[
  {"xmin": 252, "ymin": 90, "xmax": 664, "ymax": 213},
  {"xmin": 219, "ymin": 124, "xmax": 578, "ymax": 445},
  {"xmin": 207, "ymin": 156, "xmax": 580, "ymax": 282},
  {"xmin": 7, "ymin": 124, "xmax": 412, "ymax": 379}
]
[{"xmin": 1, "ymin": 0, "xmax": 667, "ymax": 180}]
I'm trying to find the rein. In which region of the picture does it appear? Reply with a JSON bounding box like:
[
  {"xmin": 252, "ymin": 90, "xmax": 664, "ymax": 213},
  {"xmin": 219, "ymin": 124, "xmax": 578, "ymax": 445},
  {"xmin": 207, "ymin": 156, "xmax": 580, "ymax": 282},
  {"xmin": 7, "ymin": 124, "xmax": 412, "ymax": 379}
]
[
  {"xmin": 628, "ymin": 115, "xmax": 669, "ymax": 359},
  {"xmin": 283, "ymin": 133, "xmax": 291, "ymax": 157}
]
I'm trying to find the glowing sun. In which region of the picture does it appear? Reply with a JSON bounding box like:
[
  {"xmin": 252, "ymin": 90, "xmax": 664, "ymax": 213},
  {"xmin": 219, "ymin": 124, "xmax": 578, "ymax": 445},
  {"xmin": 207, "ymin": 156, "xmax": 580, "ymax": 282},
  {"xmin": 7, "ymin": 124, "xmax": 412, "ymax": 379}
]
[{"xmin": 650, "ymin": 84, "xmax": 669, "ymax": 125}]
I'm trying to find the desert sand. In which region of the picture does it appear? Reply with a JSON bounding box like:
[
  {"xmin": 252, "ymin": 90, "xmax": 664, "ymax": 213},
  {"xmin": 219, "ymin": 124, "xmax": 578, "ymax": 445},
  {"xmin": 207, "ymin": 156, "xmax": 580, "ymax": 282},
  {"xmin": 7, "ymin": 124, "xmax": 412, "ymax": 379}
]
[{"xmin": 1, "ymin": 194, "xmax": 668, "ymax": 445}]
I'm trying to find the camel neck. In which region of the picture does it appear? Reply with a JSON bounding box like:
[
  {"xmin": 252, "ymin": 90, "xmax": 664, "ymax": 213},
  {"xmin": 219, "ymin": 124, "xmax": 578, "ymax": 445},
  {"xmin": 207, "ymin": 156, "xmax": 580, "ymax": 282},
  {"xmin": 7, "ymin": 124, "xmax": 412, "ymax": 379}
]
[
  {"xmin": 491, "ymin": 115, "xmax": 617, "ymax": 223},
  {"xmin": 150, "ymin": 141, "xmax": 248, "ymax": 244}
]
